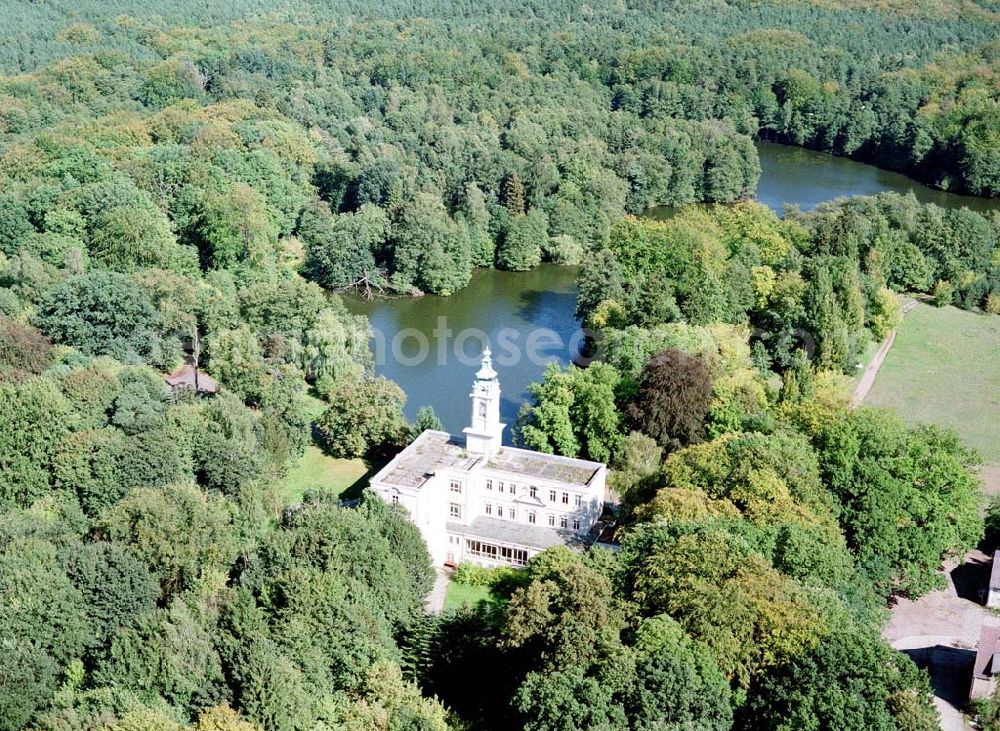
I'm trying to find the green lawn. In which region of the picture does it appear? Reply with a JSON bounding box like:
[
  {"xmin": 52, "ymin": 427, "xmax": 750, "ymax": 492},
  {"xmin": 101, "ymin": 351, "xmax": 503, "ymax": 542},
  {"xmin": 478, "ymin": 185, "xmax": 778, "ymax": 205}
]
[
  {"xmin": 282, "ymin": 445, "xmax": 369, "ymax": 503},
  {"xmin": 444, "ymin": 581, "xmax": 497, "ymax": 612},
  {"xmin": 865, "ymin": 303, "xmax": 1000, "ymax": 463}
]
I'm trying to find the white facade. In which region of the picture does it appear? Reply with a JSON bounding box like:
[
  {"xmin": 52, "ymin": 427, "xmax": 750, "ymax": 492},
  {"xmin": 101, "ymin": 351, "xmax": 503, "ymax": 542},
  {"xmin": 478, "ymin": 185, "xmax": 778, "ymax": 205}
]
[{"xmin": 370, "ymin": 348, "xmax": 607, "ymax": 568}]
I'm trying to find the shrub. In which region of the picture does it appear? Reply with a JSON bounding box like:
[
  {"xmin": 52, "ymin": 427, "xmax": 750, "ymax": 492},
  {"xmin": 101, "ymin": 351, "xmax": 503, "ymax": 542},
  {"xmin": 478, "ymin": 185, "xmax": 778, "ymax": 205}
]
[
  {"xmin": 316, "ymin": 376, "xmax": 407, "ymax": 458},
  {"xmin": 626, "ymin": 349, "xmax": 713, "ymax": 451},
  {"xmin": 543, "ymin": 234, "xmax": 583, "ymax": 265},
  {"xmin": 0, "ymin": 318, "xmax": 53, "ymax": 376},
  {"xmin": 35, "ymin": 271, "xmax": 165, "ymax": 364},
  {"xmin": 869, "ymin": 288, "xmax": 901, "ymax": 340},
  {"xmin": 452, "ymin": 563, "xmax": 523, "ymax": 594},
  {"xmin": 931, "ymin": 279, "xmax": 954, "ymax": 307}
]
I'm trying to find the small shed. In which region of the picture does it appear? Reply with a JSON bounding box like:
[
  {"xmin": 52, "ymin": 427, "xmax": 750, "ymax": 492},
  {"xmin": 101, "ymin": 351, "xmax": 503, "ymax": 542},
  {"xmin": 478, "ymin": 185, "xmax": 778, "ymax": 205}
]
[
  {"xmin": 165, "ymin": 362, "xmax": 219, "ymax": 396},
  {"xmin": 971, "ymin": 618, "xmax": 1000, "ymax": 700}
]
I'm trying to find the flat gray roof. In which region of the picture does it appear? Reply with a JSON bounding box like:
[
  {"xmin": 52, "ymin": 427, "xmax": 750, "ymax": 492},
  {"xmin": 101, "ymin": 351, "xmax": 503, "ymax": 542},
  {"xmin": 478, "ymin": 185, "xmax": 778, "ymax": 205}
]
[
  {"xmin": 374, "ymin": 431, "xmax": 480, "ymax": 489},
  {"xmin": 447, "ymin": 516, "xmax": 590, "ymax": 551},
  {"xmin": 373, "ymin": 431, "xmax": 604, "ymax": 490},
  {"xmin": 487, "ymin": 446, "xmax": 602, "ymax": 486}
]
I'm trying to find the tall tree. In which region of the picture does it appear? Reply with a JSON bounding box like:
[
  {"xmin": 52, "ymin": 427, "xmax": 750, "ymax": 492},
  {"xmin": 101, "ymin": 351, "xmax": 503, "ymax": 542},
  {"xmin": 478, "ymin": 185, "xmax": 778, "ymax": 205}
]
[
  {"xmin": 626, "ymin": 349, "xmax": 712, "ymax": 451},
  {"xmin": 35, "ymin": 271, "xmax": 165, "ymax": 364}
]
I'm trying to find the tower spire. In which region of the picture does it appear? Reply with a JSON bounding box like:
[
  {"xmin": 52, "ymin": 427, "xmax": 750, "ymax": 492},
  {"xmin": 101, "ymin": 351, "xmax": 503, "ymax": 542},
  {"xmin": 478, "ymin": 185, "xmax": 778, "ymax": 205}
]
[
  {"xmin": 464, "ymin": 344, "xmax": 504, "ymax": 455},
  {"xmin": 476, "ymin": 346, "xmax": 497, "ymax": 380}
]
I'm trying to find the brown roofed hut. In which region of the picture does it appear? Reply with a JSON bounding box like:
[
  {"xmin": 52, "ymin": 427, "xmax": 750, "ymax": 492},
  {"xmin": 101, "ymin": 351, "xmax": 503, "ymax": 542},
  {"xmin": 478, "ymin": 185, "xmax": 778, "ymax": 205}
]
[{"xmin": 165, "ymin": 362, "xmax": 218, "ymax": 396}]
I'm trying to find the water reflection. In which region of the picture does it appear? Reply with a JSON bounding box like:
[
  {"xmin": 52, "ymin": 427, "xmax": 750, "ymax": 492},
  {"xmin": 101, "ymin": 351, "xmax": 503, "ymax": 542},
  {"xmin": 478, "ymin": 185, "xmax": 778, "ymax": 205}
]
[
  {"xmin": 345, "ymin": 265, "xmax": 584, "ymax": 439},
  {"xmin": 647, "ymin": 141, "xmax": 1000, "ymax": 218}
]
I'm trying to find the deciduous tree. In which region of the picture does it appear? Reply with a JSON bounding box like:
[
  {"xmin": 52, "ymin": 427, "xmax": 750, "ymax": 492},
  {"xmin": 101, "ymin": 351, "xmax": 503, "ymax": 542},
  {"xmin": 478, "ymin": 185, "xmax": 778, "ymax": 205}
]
[{"xmin": 626, "ymin": 349, "xmax": 712, "ymax": 451}]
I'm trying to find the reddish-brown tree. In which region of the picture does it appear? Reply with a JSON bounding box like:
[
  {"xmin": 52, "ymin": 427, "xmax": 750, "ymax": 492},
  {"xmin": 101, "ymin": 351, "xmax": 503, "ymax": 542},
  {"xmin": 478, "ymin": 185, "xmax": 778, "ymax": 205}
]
[
  {"xmin": 626, "ymin": 349, "xmax": 712, "ymax": 451},
  {"xmin": 0, "ymin": 318, "xmax": 53, "ymax": 381}
]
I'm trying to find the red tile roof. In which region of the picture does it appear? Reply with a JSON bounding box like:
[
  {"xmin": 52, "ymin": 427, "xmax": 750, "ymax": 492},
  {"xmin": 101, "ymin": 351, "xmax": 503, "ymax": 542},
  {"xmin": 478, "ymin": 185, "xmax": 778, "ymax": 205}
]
[
  {"xmin": 165, "ymin": 363, "xmax": 219, "ymax": 394},
  {"xmin": 974, "ymin": 620, "xmax": 1000, "ymax": 680}
]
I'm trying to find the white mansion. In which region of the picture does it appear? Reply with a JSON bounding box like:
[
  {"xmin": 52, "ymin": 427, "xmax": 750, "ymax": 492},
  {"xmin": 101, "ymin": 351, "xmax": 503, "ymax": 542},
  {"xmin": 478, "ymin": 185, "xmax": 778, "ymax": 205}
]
[{"xmin": 370, "ymin": 348, "xmax": 608, "ymax": 568}]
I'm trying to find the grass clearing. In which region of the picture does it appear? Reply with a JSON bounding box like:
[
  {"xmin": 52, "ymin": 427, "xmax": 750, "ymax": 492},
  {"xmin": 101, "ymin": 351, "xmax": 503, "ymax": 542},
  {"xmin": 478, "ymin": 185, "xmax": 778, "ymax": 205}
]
[
  {"xmin": 444, "ymin": 581, "xmax": 497, "ymax": 612},
  {"xmin": 282, "ymin": 445, "xmax": 369, "ymax": 503},
  {"xmin": 864, "ymin": 303, "xmax": 1000, "ymax": 463}
]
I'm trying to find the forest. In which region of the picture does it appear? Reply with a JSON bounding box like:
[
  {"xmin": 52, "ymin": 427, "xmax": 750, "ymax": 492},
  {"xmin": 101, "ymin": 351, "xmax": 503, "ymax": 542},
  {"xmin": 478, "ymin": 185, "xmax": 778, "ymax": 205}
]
[{"xmin": 1, "ymin": 0, "xmax": 998, "ymax": 729}]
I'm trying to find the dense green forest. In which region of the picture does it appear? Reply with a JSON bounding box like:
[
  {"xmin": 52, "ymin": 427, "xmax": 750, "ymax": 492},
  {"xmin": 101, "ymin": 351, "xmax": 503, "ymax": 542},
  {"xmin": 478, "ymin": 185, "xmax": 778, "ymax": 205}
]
[
  {"xmin": 4, "ymin": 0, "xmax": 1000, "ymax": 198},
  {"xmin": 1, "ymin": 0, "xmax": 998, "ymax": 729},
  {"xmin": 575, "ymin": 194, "xmax": 1000, "ymax": 373}
]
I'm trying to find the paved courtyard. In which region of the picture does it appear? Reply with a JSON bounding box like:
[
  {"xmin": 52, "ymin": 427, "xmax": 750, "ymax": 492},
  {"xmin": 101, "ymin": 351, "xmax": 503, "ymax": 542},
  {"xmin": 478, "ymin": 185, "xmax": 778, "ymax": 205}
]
[{"xmin": 885, "ymin": 550, "xmax": 994, "ymax": 731}]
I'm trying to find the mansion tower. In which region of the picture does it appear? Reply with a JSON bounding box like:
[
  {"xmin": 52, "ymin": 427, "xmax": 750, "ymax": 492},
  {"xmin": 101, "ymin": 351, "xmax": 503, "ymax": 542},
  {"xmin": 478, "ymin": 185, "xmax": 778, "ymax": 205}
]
[{"xmin": 369, "ymin": 348, "xmax": 608, "ymax": 568}]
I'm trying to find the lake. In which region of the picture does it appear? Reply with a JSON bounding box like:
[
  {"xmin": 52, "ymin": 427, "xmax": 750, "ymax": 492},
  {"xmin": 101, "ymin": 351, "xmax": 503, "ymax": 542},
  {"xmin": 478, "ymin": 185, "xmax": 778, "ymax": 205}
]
[
  {"xmin": 647, "ymin": 141, "xmax": 1000, "ymax": 220},
  {"xmin": 345, "ymin": 265, "xmax": 583, "ymax": 437},
  {"xmin": 754, "ymin": 142, "xmax": 1000, "ymax": 214},
  {"xmin": 347, "ymin": 142, "xmax": 999, "ymax": 438}
]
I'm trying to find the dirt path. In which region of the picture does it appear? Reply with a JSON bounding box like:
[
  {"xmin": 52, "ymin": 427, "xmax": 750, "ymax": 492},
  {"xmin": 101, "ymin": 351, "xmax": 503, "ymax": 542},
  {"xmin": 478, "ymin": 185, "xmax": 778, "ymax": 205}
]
[
  {"xmin": 851, "ymin": 298, "xmax": 919, "ymax": 407},
  {"xmin": 424, "ymin": 568, "xmax": 449, "ymax": 614},
  {"xmin": 981, "ymin": 464, "xmax": 1000, "ymax": 497}
]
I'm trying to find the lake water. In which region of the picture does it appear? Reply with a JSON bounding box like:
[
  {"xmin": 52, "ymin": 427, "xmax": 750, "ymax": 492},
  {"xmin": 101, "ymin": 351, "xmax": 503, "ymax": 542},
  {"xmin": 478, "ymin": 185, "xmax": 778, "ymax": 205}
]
[
  {"xmin": 345, "ymin": 265, "xmax": 583, "ymax": 437},
  {"xmin": 347, "ymin": 142, "xmax": 999, "ymax": 437},
  {"xmin": 648, "ymin": 141, "xmax": 1000, "ymax": 219},
  {"xmin": 754, "ymin": 142, "xmax": 1000, "ymax": 214}
]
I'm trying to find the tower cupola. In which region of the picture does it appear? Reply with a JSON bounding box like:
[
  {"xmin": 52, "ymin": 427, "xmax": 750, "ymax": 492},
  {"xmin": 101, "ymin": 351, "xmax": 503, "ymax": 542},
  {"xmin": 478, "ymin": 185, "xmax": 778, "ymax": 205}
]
[{"xmin": 463, "ymin": 347, "xmax": 504, "ymax": 455}]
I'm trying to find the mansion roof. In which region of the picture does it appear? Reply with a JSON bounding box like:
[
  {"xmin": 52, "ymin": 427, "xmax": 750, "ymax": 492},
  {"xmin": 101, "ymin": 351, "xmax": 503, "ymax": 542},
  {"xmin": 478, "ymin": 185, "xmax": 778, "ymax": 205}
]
[
  {"xmin": 487, "ymin": 447, "xmax": 602, "ymax": 485},
  {"xmin": 373, "ymin": 429, "xmax": 604, "ymax": 491},
  {"xmin": 376, "ymin": 431, "xmax": 479, "ymax": 489}
]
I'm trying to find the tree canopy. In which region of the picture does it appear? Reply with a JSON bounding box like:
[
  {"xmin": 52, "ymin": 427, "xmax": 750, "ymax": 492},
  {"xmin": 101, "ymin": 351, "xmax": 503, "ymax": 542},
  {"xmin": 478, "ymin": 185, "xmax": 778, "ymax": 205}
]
[{"xmin": 0, "ymin": 0, "xmax": 994, "ymax": 728}]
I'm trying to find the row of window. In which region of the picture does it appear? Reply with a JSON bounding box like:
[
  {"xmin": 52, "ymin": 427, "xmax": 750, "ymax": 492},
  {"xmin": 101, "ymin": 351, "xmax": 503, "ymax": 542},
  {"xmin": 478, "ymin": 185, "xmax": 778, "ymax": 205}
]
[
  {"xmin": 482, "ymin": 503, "xmax": 581, "ymax": 531},
  {"xmin": 484, "ymin": 479, "xmax": 527, "ymax": 496},
  {"xmin": 466, "ymin": 540, "xmax": 529, "ymax": 567},
  {"xmin": 484, "ymin": 479, "xmax": 583, "ymax": 507},
  {"xmin": 485, "ymin": 503, "xmax": 516, "ymax": 519}
]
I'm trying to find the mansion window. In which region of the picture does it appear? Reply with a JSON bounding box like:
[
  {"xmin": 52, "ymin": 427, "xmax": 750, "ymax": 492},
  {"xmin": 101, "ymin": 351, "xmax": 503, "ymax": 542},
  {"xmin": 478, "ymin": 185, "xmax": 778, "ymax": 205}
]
[
  {"xmin": 498, "ymin": 482, "xmax": 505, "ymax": 493},
  {"xmin": 510, "ymin": 483, "xmax": 517, "ymax": 494},
  {"xmin": 548, "ymin": 514, "xmax": 555, "ymax": 527},
  {"xmin": 561, "ymin": 492, "xmax": 569, "ymax": 504},
  {"xmin": 390, "ymin": 490, "xmax": 399, "ymax": 505},
  {"xmin": 450, "ymin": 480, "xmax": 462, "ymax": 493},
  {"xmin": 449, "ymin": 503, "xmax": 462, "ymax": 518},
  {"xmin": 486, "ymin": 479, "xmax": 493, "ymax": 490},
  {"xmin": 528, "ymin": 511, "xmax": 536, "ymax": 524},
  {"xmin": 508, "ymin": 507, "xmax": 516, "ymax": 520},
  {"xmin": 529, "ymin": 486, "xmax": 537, "ymax": 498},
  {"xmin": 549, "ymin": 490, "xmax": 556, "ymax": 502},
  {"xmin": 560, "ymin": 516, "xmax": 568, "ymax": 529},
  {"xmin": 466, "ymin": 540, "xmax": 528, "ymax": 567},
  {"xmin": 485, "ymin": 503, "xmax": 492, "ymax": 516},
  {"xmin": 574, "ymin": 494, "xmax": 582, "ymax": 508},
  {"xmin": 573, "ymin": 518, "xmax": 581, "ymax": 531}
]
